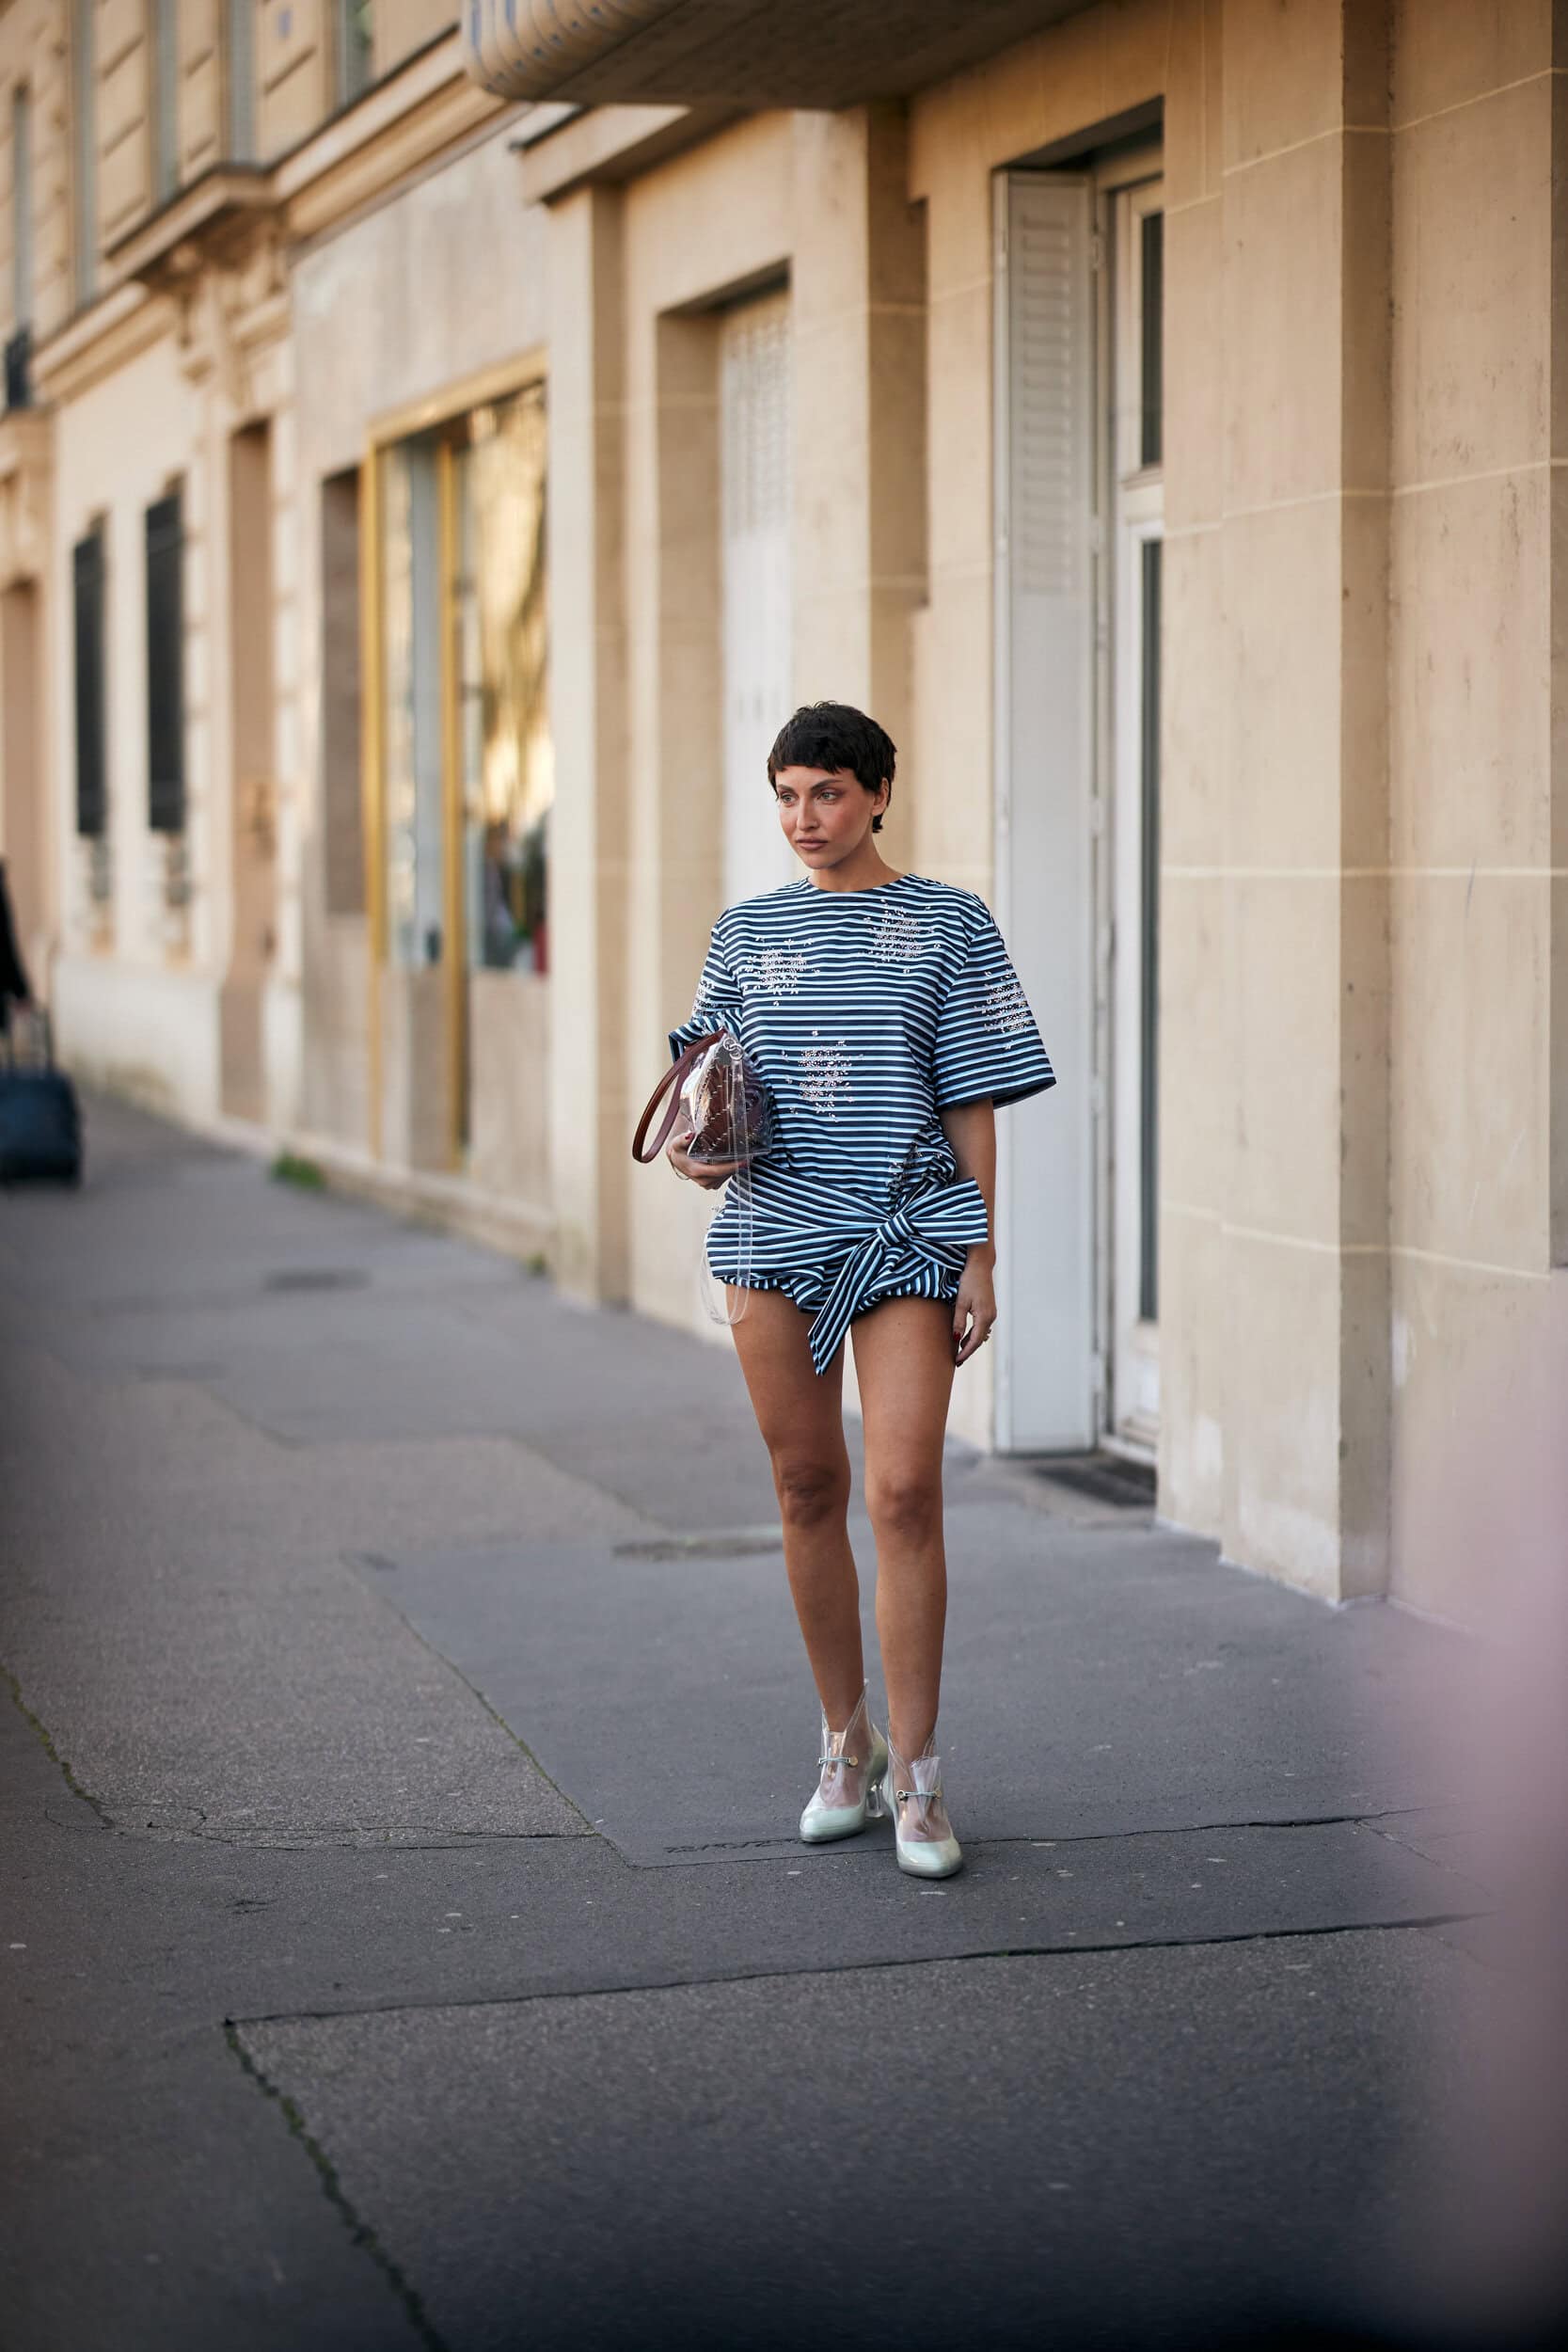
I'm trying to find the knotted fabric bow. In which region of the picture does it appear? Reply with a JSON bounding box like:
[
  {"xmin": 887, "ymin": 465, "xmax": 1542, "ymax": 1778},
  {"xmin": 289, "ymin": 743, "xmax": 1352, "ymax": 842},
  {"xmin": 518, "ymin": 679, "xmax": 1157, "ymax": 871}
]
[{"xmin": 739, "ymin": 1173, "xmax": 990, "ymax": 1375}]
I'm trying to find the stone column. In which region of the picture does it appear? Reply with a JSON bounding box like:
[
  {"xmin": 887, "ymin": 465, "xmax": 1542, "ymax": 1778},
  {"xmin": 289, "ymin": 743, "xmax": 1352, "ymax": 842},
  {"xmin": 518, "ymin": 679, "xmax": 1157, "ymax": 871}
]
[
  {"xmin": 1162, "ymin": 0, "xmax": 1392, "ymax": 1597},
  {"xmin": 1383, "ymin": 5, "xmax": 1567, "ymax": 1618},
  {"xmin": 546, "ymin": 183, "xmax": 630, "ymax": 1302}
]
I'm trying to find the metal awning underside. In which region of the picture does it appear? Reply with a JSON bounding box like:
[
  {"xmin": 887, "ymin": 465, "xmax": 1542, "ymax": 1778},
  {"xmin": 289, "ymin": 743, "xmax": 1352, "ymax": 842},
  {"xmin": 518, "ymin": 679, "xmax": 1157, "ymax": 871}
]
[{"xmin": 464, "ymin": 0, "xmax": 1091, "ymax": 109}]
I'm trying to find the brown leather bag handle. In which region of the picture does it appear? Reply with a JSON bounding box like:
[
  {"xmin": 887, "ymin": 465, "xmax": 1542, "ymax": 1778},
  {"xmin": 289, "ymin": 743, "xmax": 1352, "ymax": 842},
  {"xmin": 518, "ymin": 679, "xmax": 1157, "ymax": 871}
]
[{"xmin": 630, "ymin": 1030, "xmax": 725, "ymax": 1164}]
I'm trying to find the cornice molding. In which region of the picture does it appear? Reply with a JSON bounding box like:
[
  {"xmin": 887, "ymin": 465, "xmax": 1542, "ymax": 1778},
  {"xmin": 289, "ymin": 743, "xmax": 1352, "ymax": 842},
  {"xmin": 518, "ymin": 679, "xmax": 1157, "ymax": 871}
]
[
  {"xmin": 279, "ymin": 71, "xmax": 516, "ymax": 246},
  {"xmin": 517, "ymin": 101, "xmax": 738, "ymax": 203},
  {"xmin": 103, "ymin": 167, "xmax": 277, "ymax": 286}
]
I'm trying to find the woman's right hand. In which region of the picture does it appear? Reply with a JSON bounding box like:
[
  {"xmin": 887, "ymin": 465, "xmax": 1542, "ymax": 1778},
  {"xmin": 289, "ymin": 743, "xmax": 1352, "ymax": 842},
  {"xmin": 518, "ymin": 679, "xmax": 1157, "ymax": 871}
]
[{"xmin": 666, "ymin": 1140, "xmax": 740, "ymax": 1190}]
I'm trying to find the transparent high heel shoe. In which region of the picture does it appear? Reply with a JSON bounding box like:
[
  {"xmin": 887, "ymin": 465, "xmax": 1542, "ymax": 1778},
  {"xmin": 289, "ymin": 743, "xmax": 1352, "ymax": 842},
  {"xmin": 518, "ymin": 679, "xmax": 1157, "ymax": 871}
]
[
  {"xmin": 886, "ymin": 1737, "xmax": 963, "ymax": 1879},
  {"xmin": 799, "ymin": 1684, "xmax": 889, "ymax": 1844}
]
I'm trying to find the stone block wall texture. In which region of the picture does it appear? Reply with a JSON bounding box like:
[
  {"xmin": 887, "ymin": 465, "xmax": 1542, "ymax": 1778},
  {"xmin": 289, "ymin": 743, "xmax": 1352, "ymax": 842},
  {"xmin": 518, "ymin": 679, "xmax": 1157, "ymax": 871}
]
[
  {"xmin": 1383, "ymin": 0, "xmax": 1567, "ymax": 1621},
  {"xmin": 902, "ymin": 0, "xmax": 1565, "ymax": 1606},
  {"xmin": 12, "ymin": 0, "xmax": 1565, "ymax": 1607}
]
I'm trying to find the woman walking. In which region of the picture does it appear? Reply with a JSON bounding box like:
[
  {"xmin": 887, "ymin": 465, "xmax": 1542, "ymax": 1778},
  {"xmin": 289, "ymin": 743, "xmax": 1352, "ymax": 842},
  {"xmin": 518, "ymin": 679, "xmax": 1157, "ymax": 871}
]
[{"xmin": 665, "ymin": 703, "xmax": 1054, "ymax": 1880}]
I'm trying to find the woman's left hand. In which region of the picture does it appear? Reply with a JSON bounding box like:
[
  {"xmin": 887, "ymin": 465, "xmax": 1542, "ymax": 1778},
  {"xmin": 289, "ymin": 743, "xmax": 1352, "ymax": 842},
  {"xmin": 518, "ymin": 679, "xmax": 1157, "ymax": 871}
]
[{"xmin": 952, "ymin": 1252, "xmax": 997, "ymax": 1368}]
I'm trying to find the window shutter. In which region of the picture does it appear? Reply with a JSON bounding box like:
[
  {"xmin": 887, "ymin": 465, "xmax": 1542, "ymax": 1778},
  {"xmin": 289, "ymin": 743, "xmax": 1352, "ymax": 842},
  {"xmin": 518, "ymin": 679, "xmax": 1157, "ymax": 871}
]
[
  {"xmin": 72, "ymin": 526, "xmax": 107, "ymax": 839},
  {"xmin": 146, "ymin": 489, "xmax": 185, "ymax": 834},
  {"xmin": 721, "ymin": 289, "xmax": 795, "ymax": 910},
  {"xmin": 993, "ymin": 172, "xmax": 1096, "ymax": 1450}
]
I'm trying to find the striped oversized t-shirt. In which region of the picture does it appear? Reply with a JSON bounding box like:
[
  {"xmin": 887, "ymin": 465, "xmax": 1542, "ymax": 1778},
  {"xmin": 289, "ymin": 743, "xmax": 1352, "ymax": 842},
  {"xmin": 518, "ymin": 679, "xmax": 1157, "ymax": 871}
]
[{"xmin": 669, "ymin": 873, "xmax": 1055, "ymax": 1372}]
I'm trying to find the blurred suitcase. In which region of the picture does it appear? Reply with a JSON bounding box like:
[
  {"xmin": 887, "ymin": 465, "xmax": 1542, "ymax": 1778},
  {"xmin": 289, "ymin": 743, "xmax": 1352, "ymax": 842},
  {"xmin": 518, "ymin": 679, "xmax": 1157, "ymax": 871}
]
[{"xmin": 0, "ymin": 1008, "xmax": 83, "ymax": 1185}]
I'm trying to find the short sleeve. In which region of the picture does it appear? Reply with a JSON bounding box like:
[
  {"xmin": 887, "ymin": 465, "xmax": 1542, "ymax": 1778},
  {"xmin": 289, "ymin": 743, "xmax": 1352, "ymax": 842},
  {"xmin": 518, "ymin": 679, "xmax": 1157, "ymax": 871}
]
[
  {"xmin": 932, "ymin": 903, "xmax": 1056, "ymax": 1110},
  {"xmin": 669, "ymin": 922, "xmax": 741, "ymax": 1061}
]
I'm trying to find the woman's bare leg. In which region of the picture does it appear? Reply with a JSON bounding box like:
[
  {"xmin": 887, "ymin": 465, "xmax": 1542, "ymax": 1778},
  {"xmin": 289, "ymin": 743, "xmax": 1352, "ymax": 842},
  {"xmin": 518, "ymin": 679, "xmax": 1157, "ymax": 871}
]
[
  {"xmin": 728, "ymin": 1286, "xmax": 863, "ymax": 1729},
  {"xmin": 849, "ymin": 1295, "xmax": 957, "ymax": 1762}
]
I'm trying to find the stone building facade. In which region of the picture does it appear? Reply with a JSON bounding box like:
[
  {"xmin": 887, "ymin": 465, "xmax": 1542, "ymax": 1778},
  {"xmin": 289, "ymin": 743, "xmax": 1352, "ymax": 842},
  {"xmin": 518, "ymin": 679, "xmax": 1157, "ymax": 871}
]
[{"xmin": 1, "ymin": 0, "xmax": 1561, "ymax": 1620}]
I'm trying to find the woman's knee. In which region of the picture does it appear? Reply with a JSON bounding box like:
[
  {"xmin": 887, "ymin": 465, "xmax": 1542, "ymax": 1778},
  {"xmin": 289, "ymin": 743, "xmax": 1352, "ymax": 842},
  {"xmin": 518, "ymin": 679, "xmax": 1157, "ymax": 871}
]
[
  {"xmin": 864, "ymin": 1462, "xmax": 943, "ymax": 1542},
  {"xmin": 772, "ymin": 1453, "xmax": 850, "ymax": 1530}
]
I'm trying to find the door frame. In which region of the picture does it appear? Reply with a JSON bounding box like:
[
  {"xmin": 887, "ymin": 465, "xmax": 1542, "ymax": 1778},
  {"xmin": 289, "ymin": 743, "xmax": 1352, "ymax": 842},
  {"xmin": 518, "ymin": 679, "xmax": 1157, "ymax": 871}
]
[
  {"xmin": 1098, "ymin": 154, "xmax": 1164, "ymax": 1461},
  {"xmin": 992, "ymin": 141, "xmax": 1164, "ymax": 1458},
  {"xmin": 359, "ymin": 349, "xmax": 546, "ymax": 1169}
]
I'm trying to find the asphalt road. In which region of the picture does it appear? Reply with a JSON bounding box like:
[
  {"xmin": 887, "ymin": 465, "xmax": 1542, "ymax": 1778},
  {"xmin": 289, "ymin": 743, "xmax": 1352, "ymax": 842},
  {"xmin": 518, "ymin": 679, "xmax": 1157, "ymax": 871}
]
[{"xmin": 0, "ymin": 1095, "xmax": 1498, "ymax": 2350}]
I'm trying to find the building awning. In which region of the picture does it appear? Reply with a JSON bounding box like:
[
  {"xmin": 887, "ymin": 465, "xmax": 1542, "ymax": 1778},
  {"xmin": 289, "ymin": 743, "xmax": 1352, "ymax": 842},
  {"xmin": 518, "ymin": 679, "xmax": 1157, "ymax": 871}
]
[{"xmin": 463, "ymin": 0, "xmax": 1090, "ymax": 109}]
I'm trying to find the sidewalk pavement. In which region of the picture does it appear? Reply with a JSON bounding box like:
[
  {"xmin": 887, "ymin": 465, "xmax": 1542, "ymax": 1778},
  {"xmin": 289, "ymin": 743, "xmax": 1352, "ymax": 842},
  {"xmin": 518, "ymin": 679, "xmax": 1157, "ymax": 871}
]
[{"xmin": 0, "ymin": 1095, "xmax": 1484, "ymax": 2351}]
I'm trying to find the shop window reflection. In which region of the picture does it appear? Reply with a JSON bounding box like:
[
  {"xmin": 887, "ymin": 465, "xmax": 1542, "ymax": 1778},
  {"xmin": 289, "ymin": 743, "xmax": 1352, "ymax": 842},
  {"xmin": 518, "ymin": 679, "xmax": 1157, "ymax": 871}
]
[{"xmin": 455, "ymin": 387, "xmax": 551, "ymax": 975}]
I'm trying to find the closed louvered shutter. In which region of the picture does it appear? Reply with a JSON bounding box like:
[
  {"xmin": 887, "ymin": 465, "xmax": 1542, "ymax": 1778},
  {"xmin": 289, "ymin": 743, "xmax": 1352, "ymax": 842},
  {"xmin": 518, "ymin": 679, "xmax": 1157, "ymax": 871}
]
[
  {"xmin": 993, "ymin": 172, "xmax": 1096, "ymax": 1450},
  {"xmin": 72, "ymin": 526, "xmax": 107, "ymax": 839},
  {"xmin": 146, "ymin": 489, "xmax": 185, "ymax": 834},
  {"xmin": 721, "ymin": 290, "xmax": 795, "ymax": 910}
]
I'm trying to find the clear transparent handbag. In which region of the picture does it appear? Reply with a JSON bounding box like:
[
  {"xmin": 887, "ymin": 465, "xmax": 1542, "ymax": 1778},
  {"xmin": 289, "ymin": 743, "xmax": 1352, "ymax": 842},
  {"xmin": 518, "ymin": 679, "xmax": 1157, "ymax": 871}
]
[{"xmin": 630, "ymin": 1028, "xmax": 777, "ymax": 1327}]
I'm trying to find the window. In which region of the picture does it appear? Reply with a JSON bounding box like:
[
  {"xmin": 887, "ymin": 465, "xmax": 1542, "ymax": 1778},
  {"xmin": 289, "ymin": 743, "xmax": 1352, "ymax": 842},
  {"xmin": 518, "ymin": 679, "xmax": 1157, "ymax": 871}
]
[
  {"xmin": 321, "ymin": 468, "xmax": 364, "ymax": 916},
  {"xmin": 378, "ymin": 384, "xmax": 550, "ymax": 975},
  {"xmin": 335, "ymin": 1, "xmax": 373, "ymax": 106},
  {"xmin": 72, "ymin": 523, "xmax": 107, "ymax": 838},
  {"xmin": 151, "ymin": 0, "xmax": 178, "ymax": 205},
  {"xmin": 73, "ymin": 0, "xmax": 96, "ymax": 305},
  {"xmin": 381, "ymin": 436, "xmax": 443, "ymax": 966},
  {"xmin": 145, "ymin": 487, "xmax": 185, "ymax": 834},
  {"xmin": 227, "ymin": 0, "xmax": 255, "ymax": 160},
  {"xmin": 1139, "ymin": 208, "xmax": 1163, "ymax": 469},
  {"xmin": 11, "ymin": 85, "xmax": 32, "ymax": 327},
  {"xmin": 5, "ymin": 85, "xmax": 32, "ymax": 409},
  {"xmin": 453, "ymin": 386, "xmax": 550, "ymax": 972}
]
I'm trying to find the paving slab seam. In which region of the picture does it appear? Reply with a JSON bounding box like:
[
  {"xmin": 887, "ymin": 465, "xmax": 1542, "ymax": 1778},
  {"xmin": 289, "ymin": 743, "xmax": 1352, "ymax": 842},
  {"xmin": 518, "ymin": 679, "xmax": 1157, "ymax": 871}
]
[
  {"xmin": 224, "ymin": 1909, "xmax": 1481, "ymax": 2035},
  {"xmin": 1, "ymin": 1661, "xmax": 115, "ymax": 1831},
  {"xmin": 642, "ymin": 1804, "xmax": 1481, "ymax": 1865},
  {"xmin": 4, "ymin": 1662, "xmax": 598, "ymax": 1851},
  {"xmin": 121, "ymin": 1825, "xmax": 601, "ymax": 1849},
  {"xmin": 362, "ymin": 1582, "xmax": 594, "ymax": 1834},
  {"xmin": 224, "ymin": 2023, "xmax": 452, "ymax": 2352},
  {"xmin": 1359, "ymin": 1812, "xmax": 1494, "ymax": 1893}
]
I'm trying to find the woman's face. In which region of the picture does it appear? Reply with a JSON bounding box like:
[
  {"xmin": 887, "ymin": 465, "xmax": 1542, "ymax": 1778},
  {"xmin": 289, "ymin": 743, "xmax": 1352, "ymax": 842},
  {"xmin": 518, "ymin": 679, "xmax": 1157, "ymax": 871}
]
[{"xmin": 771, "ymin": 765, "xmax": 888, "ymax": 874}]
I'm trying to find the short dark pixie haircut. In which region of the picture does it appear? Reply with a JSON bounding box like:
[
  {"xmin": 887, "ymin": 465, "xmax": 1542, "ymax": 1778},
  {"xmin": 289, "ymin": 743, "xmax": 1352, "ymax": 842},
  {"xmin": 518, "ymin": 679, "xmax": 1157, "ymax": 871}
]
[{"xmin": 767, "ymin": 702, "xmax": 896, "ymax": 834}]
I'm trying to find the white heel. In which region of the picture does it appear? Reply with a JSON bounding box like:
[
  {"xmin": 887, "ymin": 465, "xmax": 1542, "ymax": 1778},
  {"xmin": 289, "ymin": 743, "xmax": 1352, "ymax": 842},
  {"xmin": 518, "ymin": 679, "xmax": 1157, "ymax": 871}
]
[
  {"xmin": 799, "ymin": 1686, "xmax": 889, "ymax": 1844},
  {"xmin": 887, "ymin": 1737, "xmax": 963, "ymax": 1880}
]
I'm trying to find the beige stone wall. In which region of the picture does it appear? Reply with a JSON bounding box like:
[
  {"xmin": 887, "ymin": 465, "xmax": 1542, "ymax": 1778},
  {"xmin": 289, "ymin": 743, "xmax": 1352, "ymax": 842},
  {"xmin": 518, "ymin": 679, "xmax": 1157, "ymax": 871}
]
[
  {"xmin": 376, "ymin": 0, "xmax": 453, "ymax": 79},
  {"xmin": 614, "ymin": 113, "xmax": 793, "ymax": 1325},
  {"xmin": 47, "ymin": 321, "xmax": 222, "ymax": 1111},
  {"xmin": 17, "ymin": 0, "xmax": 1563, "ymax": 1610},
  {"xmin": 596, "ymin": 107, "xmax": 933, "ymax": 1345},
  {"xmin": 290, "ymin": 122, "xmax": 549, "ymax": 1205},
  {"xmin": 1384, "ymin": 1, "xmax": 1565, "ymax": 1621},
  {"xmin": 1160, "ymin": 3, "xmax": 1396, "ymax": 1600}
]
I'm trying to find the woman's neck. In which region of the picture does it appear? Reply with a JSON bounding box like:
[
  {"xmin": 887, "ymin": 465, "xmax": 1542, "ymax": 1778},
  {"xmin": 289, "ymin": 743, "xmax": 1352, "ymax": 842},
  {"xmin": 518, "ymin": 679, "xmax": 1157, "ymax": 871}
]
[{"xmin": 805, "ymin": 843, "xmax": 900, "ymax": 894}]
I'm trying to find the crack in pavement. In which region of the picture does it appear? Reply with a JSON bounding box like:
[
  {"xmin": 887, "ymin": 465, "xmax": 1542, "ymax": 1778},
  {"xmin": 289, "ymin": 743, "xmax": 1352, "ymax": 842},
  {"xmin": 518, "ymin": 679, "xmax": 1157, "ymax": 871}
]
[{"xmin": 225, "ymin": 2026, "xmax": 451, "ymax": 2352}]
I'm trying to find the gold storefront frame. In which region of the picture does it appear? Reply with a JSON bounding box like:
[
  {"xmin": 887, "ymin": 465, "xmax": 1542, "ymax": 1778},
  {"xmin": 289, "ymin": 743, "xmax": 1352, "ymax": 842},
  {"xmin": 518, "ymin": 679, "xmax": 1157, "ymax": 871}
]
[{"xmin": 357, "ymin": 348, "xmax": 547, "ymax": 1169}]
